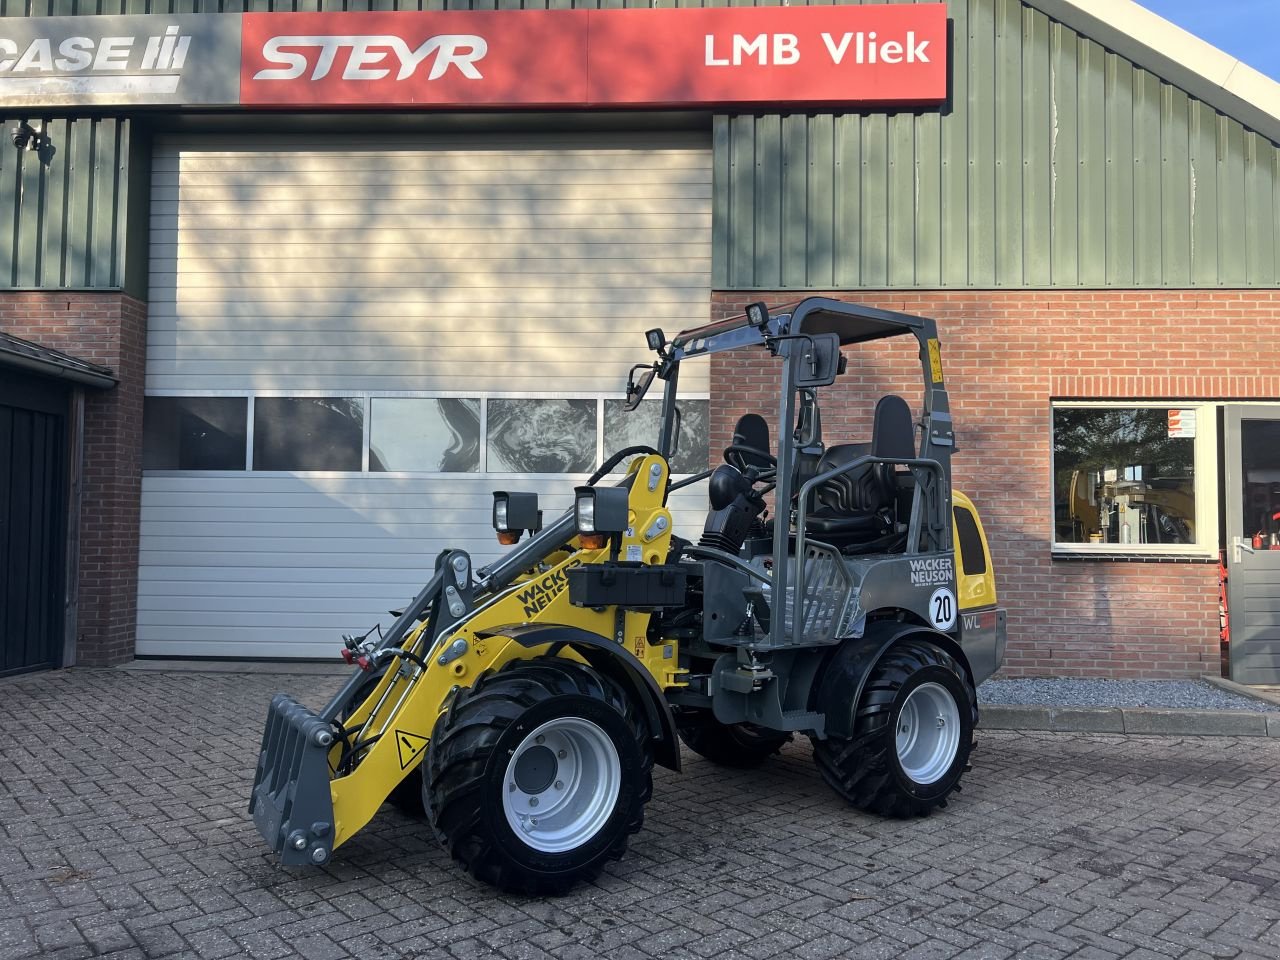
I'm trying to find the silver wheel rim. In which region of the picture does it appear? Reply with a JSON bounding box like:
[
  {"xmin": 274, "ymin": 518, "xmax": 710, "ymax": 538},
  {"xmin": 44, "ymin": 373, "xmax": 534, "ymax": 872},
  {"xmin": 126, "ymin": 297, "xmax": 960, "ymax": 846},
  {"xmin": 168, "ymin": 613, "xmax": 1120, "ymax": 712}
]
[
  {"xmin": 502, "ymin": 716, "xmax": 621, "ymax": 853},
  {"xmin": 895, "ymin": 682, "xmax": 961, "ymax": 785}
]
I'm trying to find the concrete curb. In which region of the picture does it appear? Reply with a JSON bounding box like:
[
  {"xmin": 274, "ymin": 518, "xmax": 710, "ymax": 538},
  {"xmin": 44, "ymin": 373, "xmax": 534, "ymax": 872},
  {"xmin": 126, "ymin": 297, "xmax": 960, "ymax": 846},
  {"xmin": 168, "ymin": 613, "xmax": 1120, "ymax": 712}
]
[
  {"xmin": 980, "ymin": 704, "xmax": 1280, "ymax": 737},
  {"xmin": 1200, "ymin": 673, "xmax": 1280, "ymax": 709}
]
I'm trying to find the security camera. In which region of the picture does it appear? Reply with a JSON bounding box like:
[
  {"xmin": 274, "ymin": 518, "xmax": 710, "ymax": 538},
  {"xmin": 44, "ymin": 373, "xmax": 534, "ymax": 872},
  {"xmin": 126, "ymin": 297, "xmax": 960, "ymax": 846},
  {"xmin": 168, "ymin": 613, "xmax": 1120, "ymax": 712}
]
[{"xmin": 11, "ymin": 122, "xmax": 39, "ymax": 151}]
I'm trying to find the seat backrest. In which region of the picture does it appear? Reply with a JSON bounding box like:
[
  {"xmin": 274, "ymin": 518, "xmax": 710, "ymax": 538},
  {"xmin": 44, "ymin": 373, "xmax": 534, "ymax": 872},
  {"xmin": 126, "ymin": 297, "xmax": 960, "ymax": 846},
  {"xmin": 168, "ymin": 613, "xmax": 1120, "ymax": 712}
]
[
  {"xmin": 813, "ymin": 396, "xmax": 914, "ymax": 516},
  {"xmin": 870, "ymin": 395, "xmax": 915, "ymax": 460},
  {"xmin": 730, "ymin": 413, "xmax": 772, "ymax": 469}
]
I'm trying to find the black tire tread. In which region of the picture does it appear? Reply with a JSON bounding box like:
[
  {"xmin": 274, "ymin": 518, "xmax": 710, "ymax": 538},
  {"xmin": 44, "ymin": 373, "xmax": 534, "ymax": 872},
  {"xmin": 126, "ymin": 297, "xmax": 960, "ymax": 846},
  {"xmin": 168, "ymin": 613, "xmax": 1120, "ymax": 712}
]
[
  {"xmin": 424, "ymin": 656, "xmax": 652, "ymax": 895},
  {"xmin": 674, "ymin": 709, "xmax": 792, "ymax": 768},
  {"xmin": 813, "ymin": 639, "xmax": 975, "ymax": 818}
]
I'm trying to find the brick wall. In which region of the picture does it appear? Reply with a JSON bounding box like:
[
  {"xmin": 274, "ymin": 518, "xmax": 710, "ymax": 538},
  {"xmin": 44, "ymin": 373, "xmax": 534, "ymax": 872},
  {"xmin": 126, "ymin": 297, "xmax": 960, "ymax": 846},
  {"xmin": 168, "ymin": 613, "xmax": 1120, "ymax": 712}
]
[
  {"xmin": 1, "ymin": 292, "xmax": 146, "ymax": 667},
  {"xmin": 710, "ymin": 290, "xmax": 1280, "ymax": 679}
]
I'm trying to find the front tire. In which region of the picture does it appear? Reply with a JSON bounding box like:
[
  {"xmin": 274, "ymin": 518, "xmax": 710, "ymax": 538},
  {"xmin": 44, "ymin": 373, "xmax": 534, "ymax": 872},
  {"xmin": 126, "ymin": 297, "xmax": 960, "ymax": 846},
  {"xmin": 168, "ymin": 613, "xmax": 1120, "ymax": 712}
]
[
  {"xmin": 423, "ymin": 656, "xmax": 652, "ymax": 895},
  {"xmin": 674, "ymin": 708, "xmax": 792, "ymax": 767},
  {"xmin": 813, "ymin": 639, "xmax": 975, "ymax": 817}
]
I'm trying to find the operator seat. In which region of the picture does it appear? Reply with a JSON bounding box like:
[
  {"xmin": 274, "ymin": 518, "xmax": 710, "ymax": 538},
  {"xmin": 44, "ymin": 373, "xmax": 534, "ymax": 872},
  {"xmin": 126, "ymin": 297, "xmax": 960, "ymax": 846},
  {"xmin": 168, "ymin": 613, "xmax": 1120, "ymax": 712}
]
[{"xmin": 805, "ymin": 395, "xmax": 915, "ymax": 549}]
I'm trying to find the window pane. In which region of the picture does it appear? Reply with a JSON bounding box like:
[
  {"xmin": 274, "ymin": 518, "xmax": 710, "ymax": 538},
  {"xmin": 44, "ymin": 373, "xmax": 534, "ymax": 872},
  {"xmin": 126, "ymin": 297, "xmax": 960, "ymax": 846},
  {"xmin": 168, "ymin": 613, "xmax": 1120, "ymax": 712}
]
[
  {"xmin": 1240, "ymin": 419, "xmax": 1280, "ymax": 543},
  {"xmin": 604, "ymin": 399, "xmax": 710, "ymax": 474},
  {"xmin": 487, "ymin": 399, "xmax": 597, "ymax": 473},
  {"xmin": 143, "ymin": 397, "xmax": 247, "ymax": 470},
  {"xmin": 1053, "ymin": 407, "xmax": 1196, "ymax": 546},
  {"xmin": 253, "ymin": 397, "xmax": 364, "ymax": 472},
  {"xmin": 369, "ymin": 398, "xmax": 480, "ymax": 472},
  {"xmin": 953, "ymin": 507, "xmax": 987, "ymax": 575}
]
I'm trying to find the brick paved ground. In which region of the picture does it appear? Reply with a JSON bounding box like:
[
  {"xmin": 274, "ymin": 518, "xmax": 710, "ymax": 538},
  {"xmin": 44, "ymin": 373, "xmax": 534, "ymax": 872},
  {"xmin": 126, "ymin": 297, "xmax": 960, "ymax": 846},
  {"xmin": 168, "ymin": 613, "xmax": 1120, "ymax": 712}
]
[{"xmin": 2, "ymin": 668, "xmax": 1279, "ymax": 960}]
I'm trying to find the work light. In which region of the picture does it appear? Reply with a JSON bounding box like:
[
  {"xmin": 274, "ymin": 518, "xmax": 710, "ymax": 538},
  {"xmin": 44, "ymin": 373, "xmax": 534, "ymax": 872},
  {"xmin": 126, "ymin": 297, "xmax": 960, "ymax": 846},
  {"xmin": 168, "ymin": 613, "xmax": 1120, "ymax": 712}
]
[
  {"xmin": 492, "ymin": 491, "xmax": 541, "ymax": 545},
  {"xmin": 574, "ymin": 486, "xmax": 629, "ymax": 550}
]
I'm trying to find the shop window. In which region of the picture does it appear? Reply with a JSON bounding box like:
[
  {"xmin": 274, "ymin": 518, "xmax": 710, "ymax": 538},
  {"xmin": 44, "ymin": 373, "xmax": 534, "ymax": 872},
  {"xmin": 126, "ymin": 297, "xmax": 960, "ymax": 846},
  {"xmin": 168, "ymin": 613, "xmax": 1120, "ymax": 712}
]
[
  {"xmin": 253, "ymin": 397, "xmax": 364, "ymax": 472},
  {"xmin": 143, "ymin": 397, "xmax": 247, "ymax": 470},
  {"xmin": 369, "ymin": 398, "xmax": 480, "ymax": 472},
  {"xmin": 1052, "ymin": 404, "xmax": 1210, "ymax": 553},
  {"xmin": 487, "ymin": 399, "xmax": 597, "ymax": 473},
  {"xmin": 603, "ymin": 399, "xmax": 710, "ymax": 475}
]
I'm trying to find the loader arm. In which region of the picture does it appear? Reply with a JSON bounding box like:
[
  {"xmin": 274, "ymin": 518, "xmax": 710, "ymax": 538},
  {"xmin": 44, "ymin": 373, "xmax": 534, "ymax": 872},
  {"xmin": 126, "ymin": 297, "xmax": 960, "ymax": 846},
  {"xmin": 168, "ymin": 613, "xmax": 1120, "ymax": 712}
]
[{"xmin": 250, "ymin": 454, "xmax": 677, "ymax": 866}]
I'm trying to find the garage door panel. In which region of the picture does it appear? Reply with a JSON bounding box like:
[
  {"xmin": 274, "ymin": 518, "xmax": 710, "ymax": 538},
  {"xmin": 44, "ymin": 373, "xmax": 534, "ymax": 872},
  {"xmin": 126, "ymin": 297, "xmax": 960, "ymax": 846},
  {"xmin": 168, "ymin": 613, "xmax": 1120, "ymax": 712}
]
[{"xmin": 140, "ymin": 132, "xmax": 712, "ymax": 658}]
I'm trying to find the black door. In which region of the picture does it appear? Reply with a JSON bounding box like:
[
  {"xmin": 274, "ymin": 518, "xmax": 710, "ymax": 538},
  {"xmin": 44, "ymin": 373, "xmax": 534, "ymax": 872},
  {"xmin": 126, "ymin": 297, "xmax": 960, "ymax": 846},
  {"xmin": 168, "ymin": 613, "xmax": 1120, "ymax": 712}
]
[{"xmin": 0, "ymin": 373, "xmax": 67, "ymax": 677}]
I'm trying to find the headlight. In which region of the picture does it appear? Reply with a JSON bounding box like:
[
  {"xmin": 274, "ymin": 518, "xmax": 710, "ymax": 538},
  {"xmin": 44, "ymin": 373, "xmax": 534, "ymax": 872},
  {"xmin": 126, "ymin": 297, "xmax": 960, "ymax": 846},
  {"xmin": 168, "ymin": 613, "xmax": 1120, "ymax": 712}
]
[
  {"xmin": 494, "ymin": 499, "xmax": 508, "ymax": 530},
  {"xmin": 575, "ymin": 492, "xmax": 595, "ymax": 533}
]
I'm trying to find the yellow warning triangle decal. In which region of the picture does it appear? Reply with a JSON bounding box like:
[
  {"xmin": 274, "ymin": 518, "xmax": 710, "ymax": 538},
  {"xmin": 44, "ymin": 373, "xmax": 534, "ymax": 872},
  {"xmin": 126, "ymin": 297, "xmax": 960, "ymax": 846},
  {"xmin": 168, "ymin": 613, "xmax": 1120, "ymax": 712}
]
[{"xmin": 395, "ymin": 730, "xmax": 430, "ymax": 770}]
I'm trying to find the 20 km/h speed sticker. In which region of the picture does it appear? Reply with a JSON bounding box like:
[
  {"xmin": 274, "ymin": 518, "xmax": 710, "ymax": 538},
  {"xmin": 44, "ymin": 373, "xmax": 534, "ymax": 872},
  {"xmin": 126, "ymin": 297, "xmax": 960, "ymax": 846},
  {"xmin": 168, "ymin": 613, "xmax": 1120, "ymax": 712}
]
[{"xmin": 929, "ymin": 587, "xmax": 957, "ymax": 631}]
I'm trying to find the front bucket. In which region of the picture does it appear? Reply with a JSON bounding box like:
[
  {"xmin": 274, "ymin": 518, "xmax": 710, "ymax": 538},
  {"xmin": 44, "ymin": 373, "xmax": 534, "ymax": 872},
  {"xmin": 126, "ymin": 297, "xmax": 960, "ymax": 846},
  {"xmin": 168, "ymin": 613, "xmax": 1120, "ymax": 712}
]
[{"xmin": 249, "ymin": 693, "xmax": 337, "ymax": 866}]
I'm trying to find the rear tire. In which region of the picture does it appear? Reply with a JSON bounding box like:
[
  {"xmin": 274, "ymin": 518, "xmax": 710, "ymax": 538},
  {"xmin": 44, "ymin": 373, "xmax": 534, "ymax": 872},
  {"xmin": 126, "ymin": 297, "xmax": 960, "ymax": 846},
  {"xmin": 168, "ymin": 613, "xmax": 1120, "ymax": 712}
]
[
  {"xmin": 674, "ymin": 708, "xmax": 792, "ymax": 767},
  {"xmin": 423, "ymin": 656, "xmax": 653, "ymax": 895},
  {"xmin": 813, "ymin": 639, "xmax": 975, "ymax": 817}
]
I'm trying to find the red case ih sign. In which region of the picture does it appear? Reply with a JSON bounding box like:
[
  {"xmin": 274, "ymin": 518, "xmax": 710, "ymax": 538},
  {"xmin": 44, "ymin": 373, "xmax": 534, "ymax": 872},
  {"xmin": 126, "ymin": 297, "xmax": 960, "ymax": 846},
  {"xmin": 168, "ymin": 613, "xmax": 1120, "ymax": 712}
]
[{"xmin": 240, "ymin": 5, "xmax": 948, "ymax": 110}]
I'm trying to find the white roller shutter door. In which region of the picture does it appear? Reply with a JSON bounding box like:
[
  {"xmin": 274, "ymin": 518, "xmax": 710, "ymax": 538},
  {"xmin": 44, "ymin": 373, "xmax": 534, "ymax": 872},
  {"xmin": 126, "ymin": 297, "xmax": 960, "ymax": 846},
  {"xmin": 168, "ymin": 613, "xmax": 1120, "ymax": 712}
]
[{"xmin": 139, "ymin": 133, "xmax": 712, "ymax": 658}]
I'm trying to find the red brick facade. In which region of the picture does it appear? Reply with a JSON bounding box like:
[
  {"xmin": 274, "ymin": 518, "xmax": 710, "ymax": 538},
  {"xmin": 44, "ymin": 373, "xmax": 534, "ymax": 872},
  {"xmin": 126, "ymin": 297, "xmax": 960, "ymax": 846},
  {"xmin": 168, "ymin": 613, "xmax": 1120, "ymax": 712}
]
[
  {"xmin": 1, "ymin": 292, "xmax": 146, "ymax": 667},
  {"xmin": 711, "ymin": 290, "xmax": 1280, "ymax": 679}
]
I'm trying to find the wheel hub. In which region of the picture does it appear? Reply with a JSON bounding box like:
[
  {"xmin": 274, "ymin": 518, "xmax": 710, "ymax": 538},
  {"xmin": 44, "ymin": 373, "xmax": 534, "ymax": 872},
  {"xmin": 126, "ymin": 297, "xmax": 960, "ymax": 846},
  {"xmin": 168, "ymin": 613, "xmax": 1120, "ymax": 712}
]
[
  {"xmin": 894, "ymin": 681, "xmax": 961, "ymax": 785},
  {"xmin": 502, "ymin": 716, "xmax": 621, "ymax": 853},
  {"xmin": 512, "ymin": 744, "xmax": 557, "ymax": 795}
]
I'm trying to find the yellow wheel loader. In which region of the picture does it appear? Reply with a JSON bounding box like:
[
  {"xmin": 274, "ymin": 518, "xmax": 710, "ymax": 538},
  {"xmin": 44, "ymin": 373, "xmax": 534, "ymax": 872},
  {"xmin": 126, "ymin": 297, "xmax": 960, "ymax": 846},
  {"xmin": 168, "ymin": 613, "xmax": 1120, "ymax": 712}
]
[{"xmin": 250, "ymin": 298, "xmax": 1007, "ymax": 895}]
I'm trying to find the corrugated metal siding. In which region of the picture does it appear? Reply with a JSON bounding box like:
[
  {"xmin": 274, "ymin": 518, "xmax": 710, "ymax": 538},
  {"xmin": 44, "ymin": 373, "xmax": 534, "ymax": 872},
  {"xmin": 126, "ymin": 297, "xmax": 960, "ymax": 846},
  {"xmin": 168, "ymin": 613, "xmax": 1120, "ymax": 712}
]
[
  {"xmin": 716, "ymin": 0, "xmax": 1280, "ymax": 289},
  {"xmin": 0, "ymin": 116, "xmax": 129, "ymax": 289},
  {"xmin": 148, "ymin": 133, "xmax": 711, "ymax": 392},
  {"xmin": 137, "ymin": 476, "xmax": 709, "ymax": 658},
  {"xmin": 139, "ymin": 132, "xmax": 711, "ymax": 657}
]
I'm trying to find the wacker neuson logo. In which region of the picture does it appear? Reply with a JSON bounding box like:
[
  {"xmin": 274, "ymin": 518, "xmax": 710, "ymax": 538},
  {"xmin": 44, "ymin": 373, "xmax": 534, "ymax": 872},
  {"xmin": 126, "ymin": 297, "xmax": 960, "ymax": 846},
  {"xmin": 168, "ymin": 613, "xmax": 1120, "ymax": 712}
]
[{"xmin": 909, "ymin": 556, "xmax": 953, "ymax": 587}]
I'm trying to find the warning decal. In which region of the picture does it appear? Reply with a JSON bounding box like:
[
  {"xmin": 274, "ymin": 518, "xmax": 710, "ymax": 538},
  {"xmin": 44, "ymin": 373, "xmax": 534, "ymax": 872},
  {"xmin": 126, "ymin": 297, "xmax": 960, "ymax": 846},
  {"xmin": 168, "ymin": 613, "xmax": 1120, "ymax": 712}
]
[
  {"xmin": 927, "ymin": 338, "xmax": 944, "ymax": 384},
  {"xmin": 395, "ymin": 730, "xmax": 430, "ymax": 770}
]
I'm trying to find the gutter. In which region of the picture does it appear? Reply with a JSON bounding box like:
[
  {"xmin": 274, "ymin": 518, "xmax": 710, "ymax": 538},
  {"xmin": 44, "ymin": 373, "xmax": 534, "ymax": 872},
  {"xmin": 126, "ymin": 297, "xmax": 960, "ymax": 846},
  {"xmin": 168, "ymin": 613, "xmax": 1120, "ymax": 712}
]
[{"xmin": 0, "ymin": 346, "xmax": 118, "ymax": 389}]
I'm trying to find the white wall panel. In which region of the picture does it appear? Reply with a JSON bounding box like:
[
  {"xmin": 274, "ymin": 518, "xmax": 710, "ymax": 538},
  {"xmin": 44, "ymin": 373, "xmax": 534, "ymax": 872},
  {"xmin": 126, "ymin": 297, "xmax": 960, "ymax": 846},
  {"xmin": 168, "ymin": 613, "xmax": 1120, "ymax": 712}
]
[{"xmin": 139, "ymin": 133, "xmax": 712, "ymax": 658}]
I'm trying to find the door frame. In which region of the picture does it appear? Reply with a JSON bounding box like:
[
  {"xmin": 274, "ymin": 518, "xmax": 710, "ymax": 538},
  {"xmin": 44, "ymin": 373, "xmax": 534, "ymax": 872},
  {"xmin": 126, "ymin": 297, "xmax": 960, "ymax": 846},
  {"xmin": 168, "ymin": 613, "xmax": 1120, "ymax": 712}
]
[{"xmin": 1223, "ymin": 404, "xmax": 1280, "ymax": 683}]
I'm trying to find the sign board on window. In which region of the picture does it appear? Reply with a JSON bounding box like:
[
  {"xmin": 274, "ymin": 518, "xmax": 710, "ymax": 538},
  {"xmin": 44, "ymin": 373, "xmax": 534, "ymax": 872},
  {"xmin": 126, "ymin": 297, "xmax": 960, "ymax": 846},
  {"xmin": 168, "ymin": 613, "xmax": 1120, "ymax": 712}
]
[{"xmin": 1167, "ymin": 409, "xmax": 1197, "ymax": 439}]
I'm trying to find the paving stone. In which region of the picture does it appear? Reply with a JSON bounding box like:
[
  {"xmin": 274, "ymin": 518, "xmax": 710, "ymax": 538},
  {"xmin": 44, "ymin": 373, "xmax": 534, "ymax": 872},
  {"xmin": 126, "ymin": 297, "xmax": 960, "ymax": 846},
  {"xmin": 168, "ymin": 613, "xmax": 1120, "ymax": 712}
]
[{"xmin": 2, "ymin": 669, "xmax": 1280, "ymax": 960}]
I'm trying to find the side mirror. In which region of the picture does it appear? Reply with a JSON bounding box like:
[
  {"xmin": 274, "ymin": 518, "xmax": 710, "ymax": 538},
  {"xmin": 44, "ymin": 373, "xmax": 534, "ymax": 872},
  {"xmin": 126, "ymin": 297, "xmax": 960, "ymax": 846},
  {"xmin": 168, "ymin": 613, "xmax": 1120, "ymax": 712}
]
[
  {"xmin": 624, "ymin": 364, "xmax": 657, "ymax": 412},
  {"xmin": 794, "ymin": 333, "xmax": 842, "ymax": 388}
]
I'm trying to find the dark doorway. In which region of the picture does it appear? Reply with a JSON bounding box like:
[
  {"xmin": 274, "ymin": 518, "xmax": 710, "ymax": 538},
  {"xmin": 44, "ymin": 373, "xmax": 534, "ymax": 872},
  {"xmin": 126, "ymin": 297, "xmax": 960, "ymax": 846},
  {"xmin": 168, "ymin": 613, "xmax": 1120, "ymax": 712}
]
[{"xmin": 1, "ymin": 373, "xmax": 68, "ymax": 677}]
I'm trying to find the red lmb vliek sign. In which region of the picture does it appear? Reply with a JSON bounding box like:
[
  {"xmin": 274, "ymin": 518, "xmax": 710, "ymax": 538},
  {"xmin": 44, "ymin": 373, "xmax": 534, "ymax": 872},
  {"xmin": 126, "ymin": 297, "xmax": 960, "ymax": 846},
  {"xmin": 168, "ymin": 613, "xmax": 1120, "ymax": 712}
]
[{"xmin": 239, "ymin": 5, "xmax": 949, "ymax": 110}]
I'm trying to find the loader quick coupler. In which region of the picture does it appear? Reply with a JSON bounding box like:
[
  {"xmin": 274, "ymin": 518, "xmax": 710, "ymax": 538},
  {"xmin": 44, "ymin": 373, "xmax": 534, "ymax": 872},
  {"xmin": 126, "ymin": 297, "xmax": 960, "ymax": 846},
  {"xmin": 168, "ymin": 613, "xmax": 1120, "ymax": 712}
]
[{"xmin": 250, "ymin": 694, "xmax": 339, "ymax": 866}]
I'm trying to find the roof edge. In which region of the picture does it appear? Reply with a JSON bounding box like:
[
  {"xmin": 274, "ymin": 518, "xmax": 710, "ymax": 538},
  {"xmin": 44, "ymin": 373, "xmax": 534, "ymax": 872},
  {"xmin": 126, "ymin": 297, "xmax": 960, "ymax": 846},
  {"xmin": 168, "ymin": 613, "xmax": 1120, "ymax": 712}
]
[
  {"xmin": 0, "ymin": 332, "xmax": 117, "ymax": 388},
  {"xmin": 1029, "ymin": 0, "xmax": 1280, "ymax": 146}
]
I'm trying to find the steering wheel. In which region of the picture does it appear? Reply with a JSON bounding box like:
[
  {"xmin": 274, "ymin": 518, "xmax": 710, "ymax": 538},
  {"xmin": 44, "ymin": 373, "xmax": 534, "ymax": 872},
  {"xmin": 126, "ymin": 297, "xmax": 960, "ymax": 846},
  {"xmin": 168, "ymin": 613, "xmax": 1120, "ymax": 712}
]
[{"xmin": 724, "ymin": 443, "xmax": 777, "ymax": 475}]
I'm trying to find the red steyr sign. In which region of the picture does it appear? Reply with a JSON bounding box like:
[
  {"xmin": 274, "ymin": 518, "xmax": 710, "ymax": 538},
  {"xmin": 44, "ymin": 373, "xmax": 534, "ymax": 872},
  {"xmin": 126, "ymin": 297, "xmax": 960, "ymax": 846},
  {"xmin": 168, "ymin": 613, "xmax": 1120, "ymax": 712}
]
[{"xmin": 239, "ymin": 5, "xmax": 948, "ymax": 110}]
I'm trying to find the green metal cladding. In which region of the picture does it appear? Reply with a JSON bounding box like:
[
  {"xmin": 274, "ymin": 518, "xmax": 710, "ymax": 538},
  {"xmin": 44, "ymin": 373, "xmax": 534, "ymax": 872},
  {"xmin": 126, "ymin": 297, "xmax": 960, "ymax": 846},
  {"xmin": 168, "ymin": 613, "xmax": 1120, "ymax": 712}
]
[
  {"xmin": 714, "ymin": 0, "xmax": 1280, "ymax": 289},
  {"xmin": 0, "ymin": 116, "xmax": 131, "ymax": 289},
  {"xmin": 0, "ymin": 0, "xmax": 1277, "ymax": 290}
]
